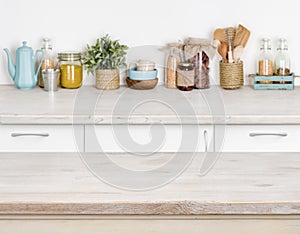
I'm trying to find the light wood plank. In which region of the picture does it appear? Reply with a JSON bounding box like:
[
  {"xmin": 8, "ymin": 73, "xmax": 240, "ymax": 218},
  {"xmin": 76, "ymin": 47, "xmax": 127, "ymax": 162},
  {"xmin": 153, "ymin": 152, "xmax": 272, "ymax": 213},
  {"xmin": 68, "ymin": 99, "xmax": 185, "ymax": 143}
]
[
  {"xmin": 0, "ymin": 217, "xmax": 300, "ymax": 234},
  {"xmin": 0, "ymin": 152, "xmax": 300, "ymax": 215}
]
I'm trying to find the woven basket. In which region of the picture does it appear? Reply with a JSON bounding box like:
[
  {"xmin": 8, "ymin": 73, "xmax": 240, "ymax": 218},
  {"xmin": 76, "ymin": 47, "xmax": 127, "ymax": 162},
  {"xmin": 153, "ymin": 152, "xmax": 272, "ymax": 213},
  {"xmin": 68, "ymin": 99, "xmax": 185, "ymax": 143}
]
[
  {"xmin": 96, "ymin": 69, "xmax": 120, "ymax": 90},
  {"xmin": 219, "ymin": 61, "xmax": 244, "ymax": 89}
]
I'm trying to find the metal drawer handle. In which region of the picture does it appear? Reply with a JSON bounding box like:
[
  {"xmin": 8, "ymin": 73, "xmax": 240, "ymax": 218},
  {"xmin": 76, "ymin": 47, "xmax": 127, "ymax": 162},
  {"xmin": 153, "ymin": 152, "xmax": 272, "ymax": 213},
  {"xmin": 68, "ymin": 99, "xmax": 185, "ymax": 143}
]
[
  {"xmin": 249, "ymin": 132, "xmax": 288, "ymax": 137},
  {"xmin": 203, "ymin": 130, "xmax": 208, "ymax": 153},
  {"xmin": 11, "ymin": 133, "xmax": 50, "ymax": 137}
]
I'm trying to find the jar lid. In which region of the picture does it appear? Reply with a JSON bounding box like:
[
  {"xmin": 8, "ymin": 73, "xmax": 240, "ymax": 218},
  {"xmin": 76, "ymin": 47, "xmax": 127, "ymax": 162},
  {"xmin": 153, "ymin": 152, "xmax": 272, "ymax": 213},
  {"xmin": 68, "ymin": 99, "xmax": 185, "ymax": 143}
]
[
  {"xmin": 58, "ymin": 51, "xmax": 81, "ymax": 60},
  {"xmin": 278, "ymin": 38, "xmax": 288, "ymax": 50},
  {"xmin": 42, "ymin": 38, "xmax": 52, "ymax": 50},
  {"xmin": 261, "ymin": 38, "xmax": 271, "ymax": 50},
  {"xmin": 167, "ymin": 42, "xmax": 183, "ymax": 48},
  {"xmin": 185, "ymin": 38, "xmax": 211, "ymax": 46},
  {"xmin": 136, "ymin": 60, "xmax": 155, "ymax": 66}
]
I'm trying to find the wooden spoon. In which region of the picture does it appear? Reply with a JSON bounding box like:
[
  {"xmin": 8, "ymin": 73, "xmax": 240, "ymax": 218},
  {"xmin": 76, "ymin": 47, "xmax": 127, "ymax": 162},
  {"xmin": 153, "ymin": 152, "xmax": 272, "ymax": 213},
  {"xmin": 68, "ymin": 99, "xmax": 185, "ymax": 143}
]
[
  {"xmin": 218, "ymin": 42, "xmax": 228, "ymax": 62},
  {"xmin": 213, "ymin": 28, "xmax": 227, "ymax": 43}
]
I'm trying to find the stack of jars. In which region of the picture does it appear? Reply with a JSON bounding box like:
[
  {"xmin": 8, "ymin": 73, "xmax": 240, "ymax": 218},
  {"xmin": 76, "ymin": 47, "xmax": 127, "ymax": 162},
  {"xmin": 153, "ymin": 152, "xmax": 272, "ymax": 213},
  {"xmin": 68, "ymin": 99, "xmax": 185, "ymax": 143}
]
[
  {"xmin": 164, "ymin": 38, "xmax": 215, "ymax": 91},
  {"xmin": 38, "ymin": 38, "xmax": 83, "ymax": 90}
]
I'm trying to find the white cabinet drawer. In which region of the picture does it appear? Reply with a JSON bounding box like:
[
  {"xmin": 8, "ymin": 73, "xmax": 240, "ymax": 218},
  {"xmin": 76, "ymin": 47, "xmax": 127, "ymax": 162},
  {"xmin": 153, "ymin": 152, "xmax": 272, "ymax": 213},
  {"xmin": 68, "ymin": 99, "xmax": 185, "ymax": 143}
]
[
  {"xmin": 0, "ymin": 125, "xmax": 84, "ymax": 152},
  {"xmin": 216, "ymin": 125, "xmax": 300, "ymax": 152},
  {"xmin": 85, "ymin": 125, "xmax": 213, "ymax": 152}
]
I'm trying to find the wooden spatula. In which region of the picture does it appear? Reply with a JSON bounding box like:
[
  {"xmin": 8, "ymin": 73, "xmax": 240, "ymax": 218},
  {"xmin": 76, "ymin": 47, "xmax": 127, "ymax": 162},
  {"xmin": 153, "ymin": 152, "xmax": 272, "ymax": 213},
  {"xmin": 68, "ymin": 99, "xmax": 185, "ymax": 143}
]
[
  {"xmin": 218, "ymin": 42, "xmax": 228, "ymax": 62},
  {"xmin": 213, "ymin": 28, "xmax": 227, "ymax": 43},
  {"xmin": 234, "ymin": 24, "xmax": 251, "ymax": 48},
  {"xmin": 233, "ymin": 45, "xmax": 244, "ymax": 62}
]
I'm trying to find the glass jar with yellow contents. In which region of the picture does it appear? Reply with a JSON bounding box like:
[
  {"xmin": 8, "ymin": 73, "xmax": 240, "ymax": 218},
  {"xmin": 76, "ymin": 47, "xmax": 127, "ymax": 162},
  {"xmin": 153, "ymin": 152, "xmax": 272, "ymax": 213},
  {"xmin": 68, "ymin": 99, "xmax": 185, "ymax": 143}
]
[{"xmin": 58, "ymin": 52, "xmax": 83, "ymax": 89}]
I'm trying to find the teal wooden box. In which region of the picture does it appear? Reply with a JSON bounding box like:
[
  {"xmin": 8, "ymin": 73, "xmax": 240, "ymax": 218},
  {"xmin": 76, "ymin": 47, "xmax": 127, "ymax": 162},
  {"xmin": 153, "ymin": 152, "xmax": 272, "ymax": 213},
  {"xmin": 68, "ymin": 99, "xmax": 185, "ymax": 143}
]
[{"xmin": 252, "ymin": 74, "xmax": 294, "ymax": 90}]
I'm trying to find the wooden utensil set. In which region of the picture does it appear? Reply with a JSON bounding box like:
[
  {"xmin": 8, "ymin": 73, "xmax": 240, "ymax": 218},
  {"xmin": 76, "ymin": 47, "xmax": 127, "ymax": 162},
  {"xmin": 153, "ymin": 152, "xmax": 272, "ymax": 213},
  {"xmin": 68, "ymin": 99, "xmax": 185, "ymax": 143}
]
[{"xmin": 214, "ymin": 24, "xmax": 250, "ymax": 63}]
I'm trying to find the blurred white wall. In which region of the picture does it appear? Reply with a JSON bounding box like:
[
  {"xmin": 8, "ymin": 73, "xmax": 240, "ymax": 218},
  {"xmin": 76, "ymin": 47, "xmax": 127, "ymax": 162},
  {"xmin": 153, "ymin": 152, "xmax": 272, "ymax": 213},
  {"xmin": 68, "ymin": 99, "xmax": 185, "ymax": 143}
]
[{"xmin": 1, "ymin": 0, "xmax": 299, "ymax": 85}]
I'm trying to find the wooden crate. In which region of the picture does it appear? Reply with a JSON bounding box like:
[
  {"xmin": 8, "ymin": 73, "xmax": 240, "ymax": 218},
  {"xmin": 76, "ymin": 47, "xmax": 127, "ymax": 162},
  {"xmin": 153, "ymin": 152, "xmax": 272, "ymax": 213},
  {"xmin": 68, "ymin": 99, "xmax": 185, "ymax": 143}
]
[{"xmin": 249, "ymin": 74, "xmax": 295, "ymax": 90}]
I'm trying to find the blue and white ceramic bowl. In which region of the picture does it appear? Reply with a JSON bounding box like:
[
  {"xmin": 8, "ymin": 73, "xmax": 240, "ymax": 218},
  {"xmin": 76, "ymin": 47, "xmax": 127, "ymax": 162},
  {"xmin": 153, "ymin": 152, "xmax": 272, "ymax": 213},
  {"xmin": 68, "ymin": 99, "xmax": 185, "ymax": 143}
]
[{"xmin": 128, "ymin": 68, "xmax": 158, "ymax": 81}]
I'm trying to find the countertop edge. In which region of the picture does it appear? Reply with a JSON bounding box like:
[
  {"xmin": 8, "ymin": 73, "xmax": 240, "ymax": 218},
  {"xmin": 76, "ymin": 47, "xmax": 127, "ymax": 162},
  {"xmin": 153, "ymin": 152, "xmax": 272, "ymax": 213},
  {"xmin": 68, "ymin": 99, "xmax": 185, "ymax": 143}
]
[
  {"xmin": 2, "ymin": 84, "xmax": 300, "ymax": 125},
  {"xmin": 2, "ymin": 115, "xmax": 300, "ymax": 125}
]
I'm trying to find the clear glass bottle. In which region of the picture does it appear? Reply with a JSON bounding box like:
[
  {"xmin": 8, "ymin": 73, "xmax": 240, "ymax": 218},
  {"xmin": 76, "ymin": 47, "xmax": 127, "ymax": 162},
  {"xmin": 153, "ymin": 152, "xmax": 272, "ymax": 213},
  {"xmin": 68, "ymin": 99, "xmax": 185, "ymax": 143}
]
[
  {"xmin": 194, "ymin": 51, "xmax": 210, "ymax": 89},
  {"xmin": 177, "ymin": 62, "xmax": 194, "ymax": 91},
  {"xmin": 258, "ymin": 38, "xmax": 273, "ymax": 76},
  {"xmin": 38, "ymin": 38, "xmax": 55, "ymax": 87},
  {"xmin": 165, "ymin": 55, "xmax": 177, "ymax": 88},
  {"xmin": 165, "ymin": 43, "xmax": 180, "ymax": 89},
  {"xmin": 58, "ymin": 52, "xmax": 82, "ymax": 89},
  {"xmin": 275, "ymin": 38, "xmax": 290, "ymax": 76}
]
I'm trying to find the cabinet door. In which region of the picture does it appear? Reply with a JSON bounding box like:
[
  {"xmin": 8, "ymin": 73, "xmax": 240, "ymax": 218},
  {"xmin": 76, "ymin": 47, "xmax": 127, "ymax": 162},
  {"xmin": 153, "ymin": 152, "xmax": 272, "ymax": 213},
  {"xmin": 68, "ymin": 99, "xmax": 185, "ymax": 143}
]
[
  {"xmin": 85, "ymin": 125, "xmax": 213, "ymax": 152},
  {"xmin": 0, "ymin": 125, "xmax": 84, "ymax": 152},
  {"xmin": 216, "ymin": 125, "xmax": 300, "ymax": 152}
]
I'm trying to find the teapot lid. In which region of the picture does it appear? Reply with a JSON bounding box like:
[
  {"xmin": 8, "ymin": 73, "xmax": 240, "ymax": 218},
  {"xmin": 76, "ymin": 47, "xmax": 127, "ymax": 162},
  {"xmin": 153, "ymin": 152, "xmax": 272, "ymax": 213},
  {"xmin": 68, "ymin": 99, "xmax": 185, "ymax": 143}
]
[
  {"xmin": 21, "ymin": 41, "xmax": 29, "ymax": 48},
  {"xmin": 17, "ymin": 41, "xmax": 32, "ymax": 53}
]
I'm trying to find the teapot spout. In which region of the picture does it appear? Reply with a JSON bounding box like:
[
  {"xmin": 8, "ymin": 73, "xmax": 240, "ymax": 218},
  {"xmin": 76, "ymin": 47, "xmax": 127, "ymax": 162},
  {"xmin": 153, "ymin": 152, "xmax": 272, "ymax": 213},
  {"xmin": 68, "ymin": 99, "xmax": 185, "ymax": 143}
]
[
  {"xmin": 34, "ymin": 50, "xmax": 44, "ymax": 83},
  {"xmin": 3, "ymin": 48, "xmax": 16, "ymax": 80}
]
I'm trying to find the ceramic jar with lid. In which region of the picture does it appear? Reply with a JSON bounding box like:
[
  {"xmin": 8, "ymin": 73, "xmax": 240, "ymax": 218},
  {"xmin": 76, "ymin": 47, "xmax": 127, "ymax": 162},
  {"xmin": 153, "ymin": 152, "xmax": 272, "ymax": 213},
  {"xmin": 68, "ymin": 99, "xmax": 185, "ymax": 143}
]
[
  {"xmin": 135, "ymin": 60, "xmax": 155, "ymax": 71},
  {"xmin": 58, "ymin": 52, "xmax": 82, "ymax": 89}
]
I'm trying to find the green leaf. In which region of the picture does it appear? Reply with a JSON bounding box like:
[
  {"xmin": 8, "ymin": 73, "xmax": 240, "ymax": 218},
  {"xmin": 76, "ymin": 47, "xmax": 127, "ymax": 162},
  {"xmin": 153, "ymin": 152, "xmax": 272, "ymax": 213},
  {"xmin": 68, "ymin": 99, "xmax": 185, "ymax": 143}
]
[{"xmin": 82, "ymin": 34, "xmax": 128, "ymax": 71}]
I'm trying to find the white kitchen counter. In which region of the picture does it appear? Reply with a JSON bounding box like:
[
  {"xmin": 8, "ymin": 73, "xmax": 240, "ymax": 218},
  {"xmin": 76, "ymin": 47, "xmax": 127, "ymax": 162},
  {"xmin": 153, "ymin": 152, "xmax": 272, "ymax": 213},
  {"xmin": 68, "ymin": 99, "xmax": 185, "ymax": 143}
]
[
  {"xmin": 0, "ymin": 152, "xmax": 300, "ymax": 215},
  {"xmin": 0, "ymin": 85, "xmax": 298, "ymax": 124}
]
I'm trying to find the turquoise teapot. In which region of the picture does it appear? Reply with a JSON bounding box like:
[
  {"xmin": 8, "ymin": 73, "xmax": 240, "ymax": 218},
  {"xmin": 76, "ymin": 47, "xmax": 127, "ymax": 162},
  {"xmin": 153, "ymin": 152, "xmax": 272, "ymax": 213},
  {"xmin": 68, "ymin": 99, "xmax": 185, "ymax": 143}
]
[{"xmin": 4, "ymin": 41, "xmax": 44, "ymax": 90}]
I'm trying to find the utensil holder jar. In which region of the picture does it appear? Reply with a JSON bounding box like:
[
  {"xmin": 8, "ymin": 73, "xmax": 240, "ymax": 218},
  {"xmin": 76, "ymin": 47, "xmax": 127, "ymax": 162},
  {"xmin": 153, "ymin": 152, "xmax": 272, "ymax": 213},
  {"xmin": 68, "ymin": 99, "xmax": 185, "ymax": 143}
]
[{"xmin": 219, "ymin": 61, "xmax": 244, "ymax": 89}]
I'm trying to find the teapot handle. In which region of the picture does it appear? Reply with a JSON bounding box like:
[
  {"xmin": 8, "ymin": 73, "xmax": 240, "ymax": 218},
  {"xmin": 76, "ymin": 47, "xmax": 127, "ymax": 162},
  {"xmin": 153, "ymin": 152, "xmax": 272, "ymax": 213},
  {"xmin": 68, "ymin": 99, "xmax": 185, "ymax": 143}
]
[{"xmin": 34, "ymin": 50, "xmax": 44, "ymax": 78}]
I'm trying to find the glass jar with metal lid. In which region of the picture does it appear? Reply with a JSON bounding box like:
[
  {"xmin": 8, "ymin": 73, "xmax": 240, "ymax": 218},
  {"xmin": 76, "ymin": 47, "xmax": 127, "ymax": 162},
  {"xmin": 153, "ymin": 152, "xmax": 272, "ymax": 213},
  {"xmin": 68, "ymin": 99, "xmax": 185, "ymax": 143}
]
[
  {"xmin": 58, "ymin": 52, "xmax": 82, "ymax": 89},
  {"xmin": 177, "ymin": 62, "xmax": 194, "ymax": 91}
]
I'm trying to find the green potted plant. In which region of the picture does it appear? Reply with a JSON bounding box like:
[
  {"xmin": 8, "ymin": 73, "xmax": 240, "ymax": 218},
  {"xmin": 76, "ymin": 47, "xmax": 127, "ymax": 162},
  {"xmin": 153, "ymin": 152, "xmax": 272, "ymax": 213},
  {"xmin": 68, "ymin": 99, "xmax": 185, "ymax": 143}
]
[{"xmin": 82, "ymin": 34, "xmax": 128, "ymax": 90}]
